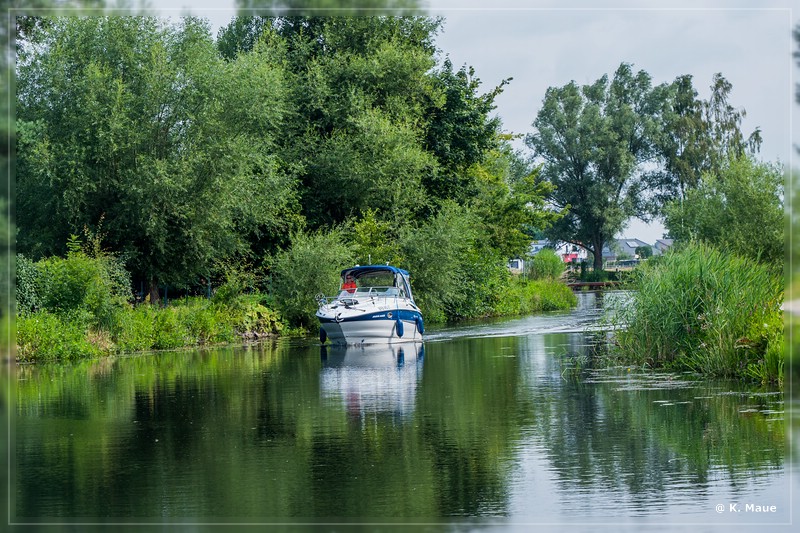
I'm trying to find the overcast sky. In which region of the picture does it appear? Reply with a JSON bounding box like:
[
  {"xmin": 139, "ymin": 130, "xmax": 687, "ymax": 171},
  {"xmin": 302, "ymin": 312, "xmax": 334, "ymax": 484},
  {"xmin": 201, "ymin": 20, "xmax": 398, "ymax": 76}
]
[{"xmin": 151, "ymin": 1, "xmax": 797, "ymax": 242}]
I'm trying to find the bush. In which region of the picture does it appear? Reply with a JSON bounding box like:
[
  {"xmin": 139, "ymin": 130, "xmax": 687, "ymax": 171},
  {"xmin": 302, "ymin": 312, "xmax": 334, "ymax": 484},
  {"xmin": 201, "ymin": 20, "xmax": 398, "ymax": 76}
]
[
  {"xmin": 226, "ymin": 298, "xmax": 284, "ymax": 338},
  {"xmin": 496, "ymin": 277, "xmax": 577, "ymax": 316},
  {"xmin": 16, "ymin": 254, "xmax": 39, "ymax": 315},
  {"xmin": 610, "ymin": 242, "xmax": 784, "ymax": 383},
  {"xmin": 110, "ymin": 305, "xmax": 155, "ymax": 352},
  {"xmin": 528, "ymin": 248, "xmax": 564, "ymax": 280},
  {"xmin": 270, "ymin": 228, "xmax": 354, "ymax": 328},
  {"xmin": 151, "ymin": 308, "xmax": 188, "ymax": 350},
  {"xmin": 399, "ymin": 202, "xmax": 479, "ymax": 323},
  {"xmin": 17, "ymin": 311, "xmax": 102, "ymax": 362},
  {"xmin": 211, "ymin": 265, "xmax": 258, "ymax": 307},
  {"xmin": 33, "ymin": 238, "xmax": 131, "ymax": 328}
]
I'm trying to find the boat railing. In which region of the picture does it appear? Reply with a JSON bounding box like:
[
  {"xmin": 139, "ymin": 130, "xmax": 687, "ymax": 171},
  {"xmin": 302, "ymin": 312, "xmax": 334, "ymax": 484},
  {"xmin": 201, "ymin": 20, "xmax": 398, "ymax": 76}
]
[{"xmin": 316, "ymin": 286, "xmax": 406, "ymax": 306}]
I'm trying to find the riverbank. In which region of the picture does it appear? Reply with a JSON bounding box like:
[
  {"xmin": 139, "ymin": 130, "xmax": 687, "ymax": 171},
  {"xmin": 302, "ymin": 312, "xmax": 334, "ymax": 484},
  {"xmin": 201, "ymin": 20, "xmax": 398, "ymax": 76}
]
[
  {"xmin": 15, "ymin": 276, "xmax": 577, "ymax": 363},
  {"xmin": 15, "ymin": 294, "xmax": 288, "ymax": 363}
]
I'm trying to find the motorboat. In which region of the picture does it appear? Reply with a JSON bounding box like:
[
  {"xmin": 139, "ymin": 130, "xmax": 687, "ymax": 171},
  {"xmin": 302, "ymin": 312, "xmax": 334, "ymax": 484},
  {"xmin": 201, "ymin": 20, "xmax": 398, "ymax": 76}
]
[{"xmin": 316, "ymin": 265, "xmax": 424, "ymax": 345}]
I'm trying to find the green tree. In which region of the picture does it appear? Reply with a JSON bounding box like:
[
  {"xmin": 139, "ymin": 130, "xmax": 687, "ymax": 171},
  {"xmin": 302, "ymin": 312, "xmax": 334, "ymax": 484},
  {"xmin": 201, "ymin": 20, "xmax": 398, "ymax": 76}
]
[
  {"xmin": 350, "ymin": 209, "xmax": 404, "ymax": 266},
  {"xmin": 653, "ymin": 73, "xmax": 762, "ymax": 203},
  {"xmin": 220, "ymin": 16, "xmax": 441, "ymax": 228},
  {"xmin": 469, "ymin": 136, "xmax": 560, "ymax": 259},
  {"xmin": 422, "ymin": 59, "xmax": 507, "ymax": 205},
  {"xmin": 635, "ymin": 245, "xmax": 653, "ymax": 259},
  {"xmin": 16, "ymin": 17, "xmax": 299, "ymax": 300},
  {"xmin": 526, "ymin": 63, "xmax": 665, "ymax": 270},
  {"xmin": 218, "ymin": 15, "xmax": 508, "ymax": 229},
  {"xmin": 663, "ymin": 156, "xmax": 784, "ymax": 264},
  {"xmin": 234, "ymin": 0, "xmax": 421, "ymax": 15}
]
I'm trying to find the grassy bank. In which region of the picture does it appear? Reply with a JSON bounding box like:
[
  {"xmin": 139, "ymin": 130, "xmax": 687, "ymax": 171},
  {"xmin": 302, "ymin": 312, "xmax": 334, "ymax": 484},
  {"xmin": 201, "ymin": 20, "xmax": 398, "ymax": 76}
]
[
  {"xmin": 493, "ymin": 277, "xmax": 577, "ymax": 317},
  {"xmin": 16, "ymin": 294, "xmax": 286, "ymax": 363},
  {"xmin": 16, "ymin": 276, "xmax": 577, "ymax": 363},
  {"xmin": 607, "ymin": 243, "xmax": 784, "ymax": 385}
]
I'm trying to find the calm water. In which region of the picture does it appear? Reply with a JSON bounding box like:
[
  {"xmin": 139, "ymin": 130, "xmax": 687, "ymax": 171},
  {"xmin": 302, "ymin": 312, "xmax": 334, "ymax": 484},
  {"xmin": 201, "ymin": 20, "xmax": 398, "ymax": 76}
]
[{"xmin": 12, "ymin": 293, "xmax": 798, "ymax": 530}]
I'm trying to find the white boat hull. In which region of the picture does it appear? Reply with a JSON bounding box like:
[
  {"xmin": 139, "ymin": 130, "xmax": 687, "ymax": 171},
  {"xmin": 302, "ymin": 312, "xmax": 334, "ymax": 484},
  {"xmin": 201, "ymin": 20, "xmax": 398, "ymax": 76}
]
[
  {"xmin": 317, "ymin": 297, "xmax": 423, "ymax": 345},
  {"xmin": 319, "ymin": 314, "xmax": 423, "ymax": 344}
]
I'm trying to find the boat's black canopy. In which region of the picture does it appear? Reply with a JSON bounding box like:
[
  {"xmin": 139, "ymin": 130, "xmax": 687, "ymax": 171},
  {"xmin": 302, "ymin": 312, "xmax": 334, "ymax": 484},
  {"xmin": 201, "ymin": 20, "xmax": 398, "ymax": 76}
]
[{"xmin": 341, "ymin": 265, "xmax": 410, "ymax": 278}]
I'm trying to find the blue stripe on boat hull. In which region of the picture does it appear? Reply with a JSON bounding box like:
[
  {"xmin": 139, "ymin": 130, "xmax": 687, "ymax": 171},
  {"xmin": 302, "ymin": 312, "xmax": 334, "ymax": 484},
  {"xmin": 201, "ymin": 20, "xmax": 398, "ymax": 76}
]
[
  {"xmin": 319, "ymin": 313, "xmax": 423, "ymax": 345},
  {"xmin": 318, "ymin": 309, "xmax": 422, "ymax": 324}
]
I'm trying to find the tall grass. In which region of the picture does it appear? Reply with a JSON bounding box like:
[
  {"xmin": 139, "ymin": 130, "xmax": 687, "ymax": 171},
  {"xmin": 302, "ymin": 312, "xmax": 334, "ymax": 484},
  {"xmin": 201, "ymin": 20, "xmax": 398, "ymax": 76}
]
[
  {"xmin": 495, "ymin": 277, "xmax": 577, "ymax": 316},
  {"xmin": 610, "ymin": 243, "xmax": 783, "ymax": 384},
  {"xmin": 16, "ymin": 311, "xmax": 103, "ymax": 362}
]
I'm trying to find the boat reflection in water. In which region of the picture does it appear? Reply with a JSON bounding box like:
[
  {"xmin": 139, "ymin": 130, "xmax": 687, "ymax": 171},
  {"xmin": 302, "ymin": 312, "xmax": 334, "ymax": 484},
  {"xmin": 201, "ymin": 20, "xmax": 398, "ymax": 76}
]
[{"xmin": 319, "ymin": 342, "xmax": 424, "ymax": 420}]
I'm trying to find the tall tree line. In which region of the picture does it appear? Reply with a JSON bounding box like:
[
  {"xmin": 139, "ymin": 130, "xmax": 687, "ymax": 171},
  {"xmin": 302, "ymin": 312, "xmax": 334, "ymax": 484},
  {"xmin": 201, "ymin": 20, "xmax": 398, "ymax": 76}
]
[
  {"xmin": 526, "ymin": 62, "xmax": 773, "ymax": 269},
  {"xmin": 15, "ymin": 15, "xmax": 544, "ymax": 302}
]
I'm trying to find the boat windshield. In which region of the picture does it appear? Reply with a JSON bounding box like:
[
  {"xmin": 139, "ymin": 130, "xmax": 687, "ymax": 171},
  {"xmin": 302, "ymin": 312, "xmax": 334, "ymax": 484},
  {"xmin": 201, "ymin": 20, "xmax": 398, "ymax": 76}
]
[{"xmin": 340, "ymin": 271, "xmax": 407, "ymax": 297}]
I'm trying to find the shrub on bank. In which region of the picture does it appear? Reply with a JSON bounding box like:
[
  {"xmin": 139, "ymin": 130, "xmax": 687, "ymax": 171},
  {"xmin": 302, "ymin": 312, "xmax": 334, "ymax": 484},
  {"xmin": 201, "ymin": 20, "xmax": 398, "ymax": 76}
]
[
  {"xmin": 34, "ymin": 241, "xmax": 131, "ymax": 329},
  {"xmin": 528, "ymin": 248, "xmax": 564, "ymax": 280},
  {"xmin": 17, "ymin": 295, "xmax": 287, "ymax": 362},
  {"xmin": 16, "ymin": 254, "xmax": 40, "ymax": 315},
  {"xmin": 609, "ymin": 242, "xmax": 783, "ymax": 383},
  {"xmin": 17, "ymin": 311, "xmax": 103, "ymax": 362},
  {"xmin": 111, "ymin": 305, "xmax": 156, "ymax": 353},
  {"xmin": 270, "ymin": 228, "xmax": 353, "ymax": 328}
]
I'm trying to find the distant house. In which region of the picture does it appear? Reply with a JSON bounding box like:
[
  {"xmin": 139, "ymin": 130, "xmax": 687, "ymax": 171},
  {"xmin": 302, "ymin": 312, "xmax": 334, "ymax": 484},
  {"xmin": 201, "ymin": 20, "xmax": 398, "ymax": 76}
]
[
  {"xmin": 617, "ymin": 238, "xmax": 652, "ymax": 258},
  {"xmin": 507, "ymin": 258, "xmax": 524, "ymax": 274},
  {"xmin": 602, "ymin": 238, "xmax": 655, "ymax": 264},
  {"xmin": 549, "ymin": 242, "xmax": 587, "ymax": 263},
  {"xmin": 530, "ymin": 239, "xmax": 551, "ymax": 254},
  {"xmin": 654, "ymin": 239, "xmax": 674, "ymax": 255},
  {"xmin": 508, "ymin": 239, "xmax": 588, "ymax": 273}
]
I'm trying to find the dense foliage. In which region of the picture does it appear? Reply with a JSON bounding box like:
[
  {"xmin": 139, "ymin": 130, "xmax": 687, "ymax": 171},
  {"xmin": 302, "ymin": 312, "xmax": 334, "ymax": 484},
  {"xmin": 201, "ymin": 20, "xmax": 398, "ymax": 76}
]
[
  {"xmin": 14, "ymin": 14, "xmax": 578, "ymax": 362},
  {"xmin": 663, "ymin": 155, "xmax": 784, "ymax": 264},
  {"xmin": 15, "ymin": 246, "xmax": 286, "ymax": 362},
  {"xmin": 16, "ymin": 17, "xmax": 299, "ymax": 301},
  {"xmin": 16, "ymin": 15, "xmax": 556, "ymax": 323}
]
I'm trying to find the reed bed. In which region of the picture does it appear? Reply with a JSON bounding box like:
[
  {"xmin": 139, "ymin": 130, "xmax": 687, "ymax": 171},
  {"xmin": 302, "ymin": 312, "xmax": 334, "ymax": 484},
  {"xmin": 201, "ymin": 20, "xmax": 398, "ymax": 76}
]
[{"xmin": 609, "ymin": 243, "xmax": 783, "ymax": 384}]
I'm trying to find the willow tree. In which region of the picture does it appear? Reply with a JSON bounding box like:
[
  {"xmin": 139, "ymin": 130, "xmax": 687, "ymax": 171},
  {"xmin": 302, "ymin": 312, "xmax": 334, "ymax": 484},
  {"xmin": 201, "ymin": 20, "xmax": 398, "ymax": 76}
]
[
  {"xmin": 16, "ymin": 16, "xmax": 298, "ymax": 300},
  {"xmin": 526, "ymin": 63, "xmax": 664, "ymax": 270}
]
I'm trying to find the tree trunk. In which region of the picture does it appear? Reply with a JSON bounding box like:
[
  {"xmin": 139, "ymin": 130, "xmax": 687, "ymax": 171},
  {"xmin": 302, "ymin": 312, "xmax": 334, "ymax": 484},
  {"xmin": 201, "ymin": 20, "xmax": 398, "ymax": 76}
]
[
  {"xmin": 592, "ymin": 237, "xmax": 605, "ymax": 271},
  {"xmin": 148, "ymin": 279, "xmax": 160, "ymax": 306}
]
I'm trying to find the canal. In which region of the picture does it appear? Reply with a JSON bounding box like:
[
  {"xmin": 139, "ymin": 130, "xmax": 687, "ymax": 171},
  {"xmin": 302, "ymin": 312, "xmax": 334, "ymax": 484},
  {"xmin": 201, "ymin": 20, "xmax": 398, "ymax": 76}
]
[{"xmin": 12, "ymin": 293, "xmax": 797, "ymax": 529}]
